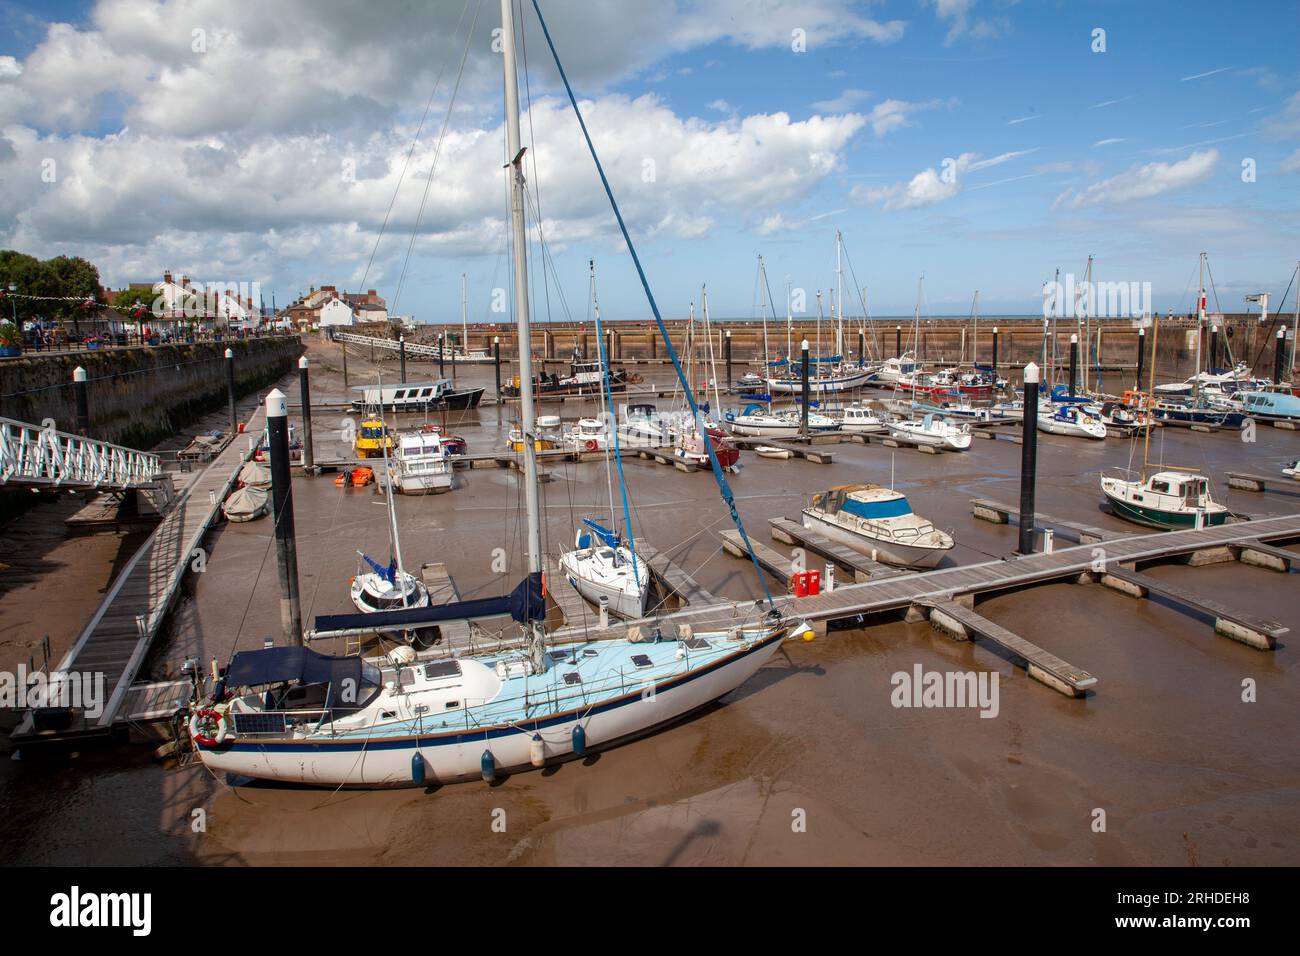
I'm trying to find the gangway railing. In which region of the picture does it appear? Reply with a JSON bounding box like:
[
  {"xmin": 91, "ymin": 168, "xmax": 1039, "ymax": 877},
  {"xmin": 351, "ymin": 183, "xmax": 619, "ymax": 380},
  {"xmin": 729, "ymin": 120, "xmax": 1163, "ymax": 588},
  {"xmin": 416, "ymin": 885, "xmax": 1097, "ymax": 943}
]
[
  {"xmin": 0, "ymin": 416, "xmax": 161, "ymax": 490},
  {"xmin": 332, "ymin": 331, "xmax": 490, "ymax": 362}
]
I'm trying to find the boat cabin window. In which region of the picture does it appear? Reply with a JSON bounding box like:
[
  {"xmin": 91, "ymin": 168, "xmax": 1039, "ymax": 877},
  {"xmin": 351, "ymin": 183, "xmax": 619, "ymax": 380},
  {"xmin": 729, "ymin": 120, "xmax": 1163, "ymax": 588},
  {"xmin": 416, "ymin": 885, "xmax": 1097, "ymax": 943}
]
[
  {"xmin": 420, "ymin": 388, "xmax": 433, "ymax": 397},
  {"xmin": 1150, "ymin": 480, "xmax": 1170, "ymax": 494},
  {"xmin": 424, "ymin": 660, "xmax": 462, "ymax": 680}
]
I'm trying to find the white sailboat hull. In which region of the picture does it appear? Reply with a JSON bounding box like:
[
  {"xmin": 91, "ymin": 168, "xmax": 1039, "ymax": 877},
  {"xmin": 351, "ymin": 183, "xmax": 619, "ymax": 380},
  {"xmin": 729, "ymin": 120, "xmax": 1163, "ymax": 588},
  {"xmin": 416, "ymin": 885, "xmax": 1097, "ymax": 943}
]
[
  {"xmin": 767, "ymin": 368, "xmax": 873, "ymax": 394},
  {"xmin": 196, "ymin": 634, "xmax": 786, "ymax": 788}
]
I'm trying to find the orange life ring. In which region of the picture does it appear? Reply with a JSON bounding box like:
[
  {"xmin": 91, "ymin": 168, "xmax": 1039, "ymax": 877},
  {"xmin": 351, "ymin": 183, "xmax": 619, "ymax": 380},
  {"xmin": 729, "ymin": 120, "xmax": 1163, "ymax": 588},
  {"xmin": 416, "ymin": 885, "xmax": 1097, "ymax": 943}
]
[
  {"xmin": 189, "ymin": 707, "xmax": 228, "ymax": 747},
  {"xmin": 585, "ymin": 439, "xmax": 598, "ymax": 451}
]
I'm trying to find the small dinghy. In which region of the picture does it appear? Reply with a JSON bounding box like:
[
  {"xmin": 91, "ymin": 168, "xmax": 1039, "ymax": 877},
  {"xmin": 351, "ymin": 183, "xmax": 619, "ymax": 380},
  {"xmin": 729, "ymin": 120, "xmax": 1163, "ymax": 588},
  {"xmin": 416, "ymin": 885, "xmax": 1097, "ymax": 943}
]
[
  {"xmin": 222, "ymin": 484, "xmax": 269, "ymax": 522},
  {"xmin": 237, "ymin": 460, "xmax": 272, "ymax": 489},
  {"xmin": 756, "ymin": 445, "xmax": 793, "ymax": 459}
]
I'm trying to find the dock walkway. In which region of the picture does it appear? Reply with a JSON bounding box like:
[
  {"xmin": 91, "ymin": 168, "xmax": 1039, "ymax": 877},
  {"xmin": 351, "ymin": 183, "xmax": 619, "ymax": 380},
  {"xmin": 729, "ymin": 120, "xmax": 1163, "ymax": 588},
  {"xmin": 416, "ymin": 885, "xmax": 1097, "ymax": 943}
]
[{"xmin": 14, "ymin": 409, "xmax": 265, "ymax": 741}]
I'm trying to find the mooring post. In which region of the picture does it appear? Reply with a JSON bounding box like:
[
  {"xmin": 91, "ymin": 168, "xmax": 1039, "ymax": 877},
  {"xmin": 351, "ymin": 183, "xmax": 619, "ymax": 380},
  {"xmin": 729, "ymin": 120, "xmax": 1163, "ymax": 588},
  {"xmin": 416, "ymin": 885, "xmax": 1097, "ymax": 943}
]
[
  {"xmin": 71, "ymin": 366, "xmax": 91, "ymax": 436},
  {"xmin": 1018, "ymin": 362, "xmax": 1040, "ymax": 555},
  {"xmin": 1135, "ymin": 326, "xmax": 1145, "ymax": 390},
  {"xmin": 895, "ymin": 324, "xmax": 902, "ymax": 358},
  {"xmin": 450, "ymin": 335, "xmax": 457, "ymax": 382},
  {"xmin": 1068, "ymin": 334, "xmax": 1078, "ymax": 397},
  {"xmin": 399, "ymin": 335, "xmax": 407, "ymax": 384},
  {"xmin": 266, "ymin": 389, "xmax": 303, "ymax": 644},
  {"xmin": 1275, "ymin": 327, "xmax": 1286, "ymax": 384},
  {"xmin": 991, "ymin": 326, "xmax": 999, "ymax": 376},
  {"xmin": 494, "ymin": 335, "xmax": 502, "ymax": 400},
  {"xmin": 437, "ymin": 333, "xmax": 445, "ymax": 375},
  {"xmin": 858, "ymin": 328, "xmax": 865, "ymax": 366},
  {"xmin": 298, "ymin": 355, "xmax": 314, "ymax": 472},
  {"xmin": 724, "ymin": 329, "xmax": 732, "ymax": 388},
  {"xmin": 224, "ymin": 347, "xmax": 237, "ymax": 434},
  {"xmin": 800, "ymin": 338, "xmax": 810, "ymax": 438},
  {"xmin": 1209, "ymin": 324, "xmax": 1219, "ymax": 371}
]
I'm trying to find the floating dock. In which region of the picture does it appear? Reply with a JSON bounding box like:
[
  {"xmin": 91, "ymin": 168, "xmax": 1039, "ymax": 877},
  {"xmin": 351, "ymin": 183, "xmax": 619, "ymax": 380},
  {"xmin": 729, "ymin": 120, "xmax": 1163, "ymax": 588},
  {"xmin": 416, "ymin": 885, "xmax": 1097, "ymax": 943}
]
[{"xmin": 970, "ymin": 497, "xmax": 1120, "ymax": 544}]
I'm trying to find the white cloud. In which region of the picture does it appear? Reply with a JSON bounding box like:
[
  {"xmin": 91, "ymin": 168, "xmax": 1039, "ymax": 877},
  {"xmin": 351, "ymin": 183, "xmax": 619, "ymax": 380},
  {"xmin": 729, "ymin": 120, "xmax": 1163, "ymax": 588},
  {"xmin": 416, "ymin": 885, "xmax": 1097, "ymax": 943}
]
[
  {"xmin": 863, "ymin": 97, "xmax": 952, "ymax": 136},
  {"xmin": 1264, "ymin": 90, "xmax": 1300, "ymax": 139},
  {"xmin": 1093, "ymin": 138, "xmax": 1125, "ymax": 147},
  {"xmin": 1056, "ymin": 149, "xmax": 1219, "ymax": 208},
  {"xmin": 813, "ymin": 88, "xmax": 873, "ymax": 113},
  {"xmin": 925, "ymin": 0, "xmax": 1008, "ymax": 44},
  {"xmin": 967, "ymin": 147, "xmax": 1039, "ymax": 171},
  {"xmin": 707, "ymin": 99, "xmax": 731, "ymax": 112},
  {"xmin": 853, "ymin": 152, "xmax": 976, "ymax": 210},
  {"xmin": 1280, "ymin": 148, "xmax": 1300, "ymax": 174},
  {"xmin": 1006, "ymin": 114, "xmax": 1038, "ymax": 125}
]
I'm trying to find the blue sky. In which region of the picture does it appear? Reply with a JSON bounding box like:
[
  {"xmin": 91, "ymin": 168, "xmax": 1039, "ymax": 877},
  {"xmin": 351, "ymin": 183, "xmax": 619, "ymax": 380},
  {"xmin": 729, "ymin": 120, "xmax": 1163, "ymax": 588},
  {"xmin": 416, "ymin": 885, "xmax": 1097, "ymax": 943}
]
[{"xmin": 1, "ymin": 0, "xmax": 1298, "ymax": 322}]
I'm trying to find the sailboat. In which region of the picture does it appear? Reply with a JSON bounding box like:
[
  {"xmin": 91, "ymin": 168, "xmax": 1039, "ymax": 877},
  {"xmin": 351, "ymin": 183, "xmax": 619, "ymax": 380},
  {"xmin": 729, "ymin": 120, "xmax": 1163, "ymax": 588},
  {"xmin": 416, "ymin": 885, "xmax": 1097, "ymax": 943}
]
[
  {"xmin": 187, "ymin": 0, "xmax": 805, "ymax": 788},
  {"xmin": 1100, "ymin": 312, "xmax": 1230, "ymax": 529},
  {"xmin": 558, "ymin": 262, "xmax": 651, "ymax": 620}
]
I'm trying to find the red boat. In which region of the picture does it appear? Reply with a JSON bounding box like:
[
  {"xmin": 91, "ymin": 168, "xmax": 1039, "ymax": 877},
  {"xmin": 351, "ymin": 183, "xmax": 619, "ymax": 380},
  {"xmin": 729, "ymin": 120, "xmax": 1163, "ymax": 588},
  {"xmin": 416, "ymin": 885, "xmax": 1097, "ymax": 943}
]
[{"xmin": 675, "ymin": 426, "xmax": 740, "ymax": 470}]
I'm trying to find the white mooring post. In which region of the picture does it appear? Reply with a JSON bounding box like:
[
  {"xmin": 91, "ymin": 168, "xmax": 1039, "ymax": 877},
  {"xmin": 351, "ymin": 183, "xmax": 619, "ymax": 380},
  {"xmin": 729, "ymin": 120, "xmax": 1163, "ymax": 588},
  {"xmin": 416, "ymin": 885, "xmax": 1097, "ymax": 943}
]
[
  {"xmin": 599, "ymin": 596, "xmax": 610, "ymax": 629},
  {"xmin": 824, "ymin": 562, "xmax": 835, "ymax": 592},
  {"xmin": 1043, "ymin": 527, "xmax": 1054, "ymax": 554}
]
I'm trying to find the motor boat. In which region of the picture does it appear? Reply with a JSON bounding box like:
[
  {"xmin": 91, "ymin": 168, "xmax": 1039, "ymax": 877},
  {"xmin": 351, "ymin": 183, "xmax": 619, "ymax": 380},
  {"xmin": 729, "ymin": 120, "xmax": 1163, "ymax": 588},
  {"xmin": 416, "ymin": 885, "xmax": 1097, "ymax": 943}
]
[
  {"xmin": 391, "ymin": 430, "xmax": 453, "ymax": 495},
  {"xmin": 1100, "ymin": 470, "xmax": 1230, "ymax": 530},
  {"xmin": 508, "ymin": 414, "xmax": 562, "ymax": 452},
  {"xmin": 350, "ymin": 379, "xmax": 484, "ymax": 411},
  {"xmin": 802, "ymin": 484, "xmax": 953, "ymax": 568},
  {"xmin": 836, "ymin": 403, "xmax": 886, "ymax": 434}
]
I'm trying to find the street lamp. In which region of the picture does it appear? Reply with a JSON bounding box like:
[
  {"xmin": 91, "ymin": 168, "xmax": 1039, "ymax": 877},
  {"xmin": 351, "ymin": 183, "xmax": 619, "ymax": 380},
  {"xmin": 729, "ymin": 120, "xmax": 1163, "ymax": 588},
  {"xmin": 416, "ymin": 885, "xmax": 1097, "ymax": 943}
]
[{"xmin": 6, "ymin": 284, "xmax": 15, "ymax": 325}]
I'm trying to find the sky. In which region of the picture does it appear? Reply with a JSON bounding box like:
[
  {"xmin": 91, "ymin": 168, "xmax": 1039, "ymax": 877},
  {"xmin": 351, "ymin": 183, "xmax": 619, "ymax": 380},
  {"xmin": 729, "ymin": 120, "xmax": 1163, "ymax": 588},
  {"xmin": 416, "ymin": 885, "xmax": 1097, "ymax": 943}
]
[{"xmin": 0, "ymin": 0, "xmax": 1298, "ymax": 323}]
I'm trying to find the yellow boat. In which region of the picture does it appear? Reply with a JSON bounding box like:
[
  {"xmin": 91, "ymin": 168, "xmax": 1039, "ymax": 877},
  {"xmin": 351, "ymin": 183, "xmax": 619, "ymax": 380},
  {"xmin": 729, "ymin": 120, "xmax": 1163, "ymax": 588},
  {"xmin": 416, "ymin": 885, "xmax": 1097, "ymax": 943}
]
[
  {"xmin": 507, "ymin": 414, "xmax": 561, "ymax": 452},
  {"xmin": 355, "ymin": 418, "xmax": 393, "ymax": 459}
]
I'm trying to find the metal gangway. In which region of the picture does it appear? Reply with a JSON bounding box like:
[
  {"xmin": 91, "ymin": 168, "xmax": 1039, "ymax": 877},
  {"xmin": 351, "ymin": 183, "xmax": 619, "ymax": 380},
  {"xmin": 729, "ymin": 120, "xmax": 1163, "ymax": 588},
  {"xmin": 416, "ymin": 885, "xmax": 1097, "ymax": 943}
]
[
  {"xmin": 0, "ymin": 415, "xmax": 162, "ymax": 491},
  {"xmin": 332, "ymin": 330, "xmax": 491, "ymax": 362}
]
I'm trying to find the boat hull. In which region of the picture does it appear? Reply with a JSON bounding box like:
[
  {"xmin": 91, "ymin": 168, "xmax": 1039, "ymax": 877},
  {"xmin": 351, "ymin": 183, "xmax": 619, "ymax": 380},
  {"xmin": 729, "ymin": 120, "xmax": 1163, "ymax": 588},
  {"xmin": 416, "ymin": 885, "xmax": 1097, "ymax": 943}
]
[
  {"xmin": 802, "ymin": 510, "xmax": 948, "ymax": 568},
  {"xmin": 1101, "ymin": 490, "xmax": 1231, "ymax": 530},
  {"xmin": 195, "ymin": 631, "xmax": 787, "ymax": 788}
]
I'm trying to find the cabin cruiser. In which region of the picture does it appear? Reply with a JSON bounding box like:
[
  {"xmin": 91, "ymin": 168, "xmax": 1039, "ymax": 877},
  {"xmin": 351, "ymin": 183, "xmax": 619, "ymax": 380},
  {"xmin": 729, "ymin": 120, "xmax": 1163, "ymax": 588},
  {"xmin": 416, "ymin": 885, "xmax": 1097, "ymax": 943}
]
[
  {"xmin": 558, "ymin": 521, "xmax": 650, "ymax": 620},
  {"xmin": 1153, "ymin": 363, "xmax": 1261, "ymax": 397},
  {"xmin": 1100, "ymin": 470, "xmax": 1230, "ymax": 530},
  {"xmin": 391, "ymin": 430, "xmax": 453, "ymax": 495},
  {"xmin": 350, "ymin": 379, "xmax": 484, "ymax": 412},
  {"xmin": 1212, "ymin": 389, "xmax": 1300, "ymax": 422},
  {"xmin": 802, "ymin": 484, "xmax": 953, "ymax": 568},
  {"xmin": 911, "ymin": 398, "xmax": 995, "ymax": 421},
  {"xmin": 875, "ymin": 355, "xmax": 919, "ymax": 386},
  {"xmin": 887, "ymin": 413, "xmax": 972, "ymax": 450},
  {"xmin": 508, "ymin": 414, "xmax": 563, "ymax": 452},
  {"xmin": 1151, "ymin": 398, "xmax": 1247, "ymax": 429},
  {"xmin": 618, "ymin": 403, "xmax": 667, "ymax": 448},
  {"xmin": 1037, "ymin": 403, "xmax": 1107, "ymax": 439},
  {"xmin": 836, "ymin": 403, "xmax": 886, "ymax": 433}
]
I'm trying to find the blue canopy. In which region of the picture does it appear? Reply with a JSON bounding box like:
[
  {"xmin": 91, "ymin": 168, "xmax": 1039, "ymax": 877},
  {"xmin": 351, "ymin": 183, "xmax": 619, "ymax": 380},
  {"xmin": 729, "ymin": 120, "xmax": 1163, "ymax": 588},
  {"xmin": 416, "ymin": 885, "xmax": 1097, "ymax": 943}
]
[
  {"xmin": 225, "ymin": 646, "xmax": 366, "ymax": 689},
  {"xmin": 1050, "ymin": 385, "xmax": 1090, "ymax": 405},
  {"xmin": 358, "ymin": 551, "xmax": 396, "ymax": 583},
  {"xmin": 313, "ymin": 573, "xmax": 545, "ymax": 634},
  {"xmin": 842, "ymin": 495, "xmax": 913, "ymax": 520}
]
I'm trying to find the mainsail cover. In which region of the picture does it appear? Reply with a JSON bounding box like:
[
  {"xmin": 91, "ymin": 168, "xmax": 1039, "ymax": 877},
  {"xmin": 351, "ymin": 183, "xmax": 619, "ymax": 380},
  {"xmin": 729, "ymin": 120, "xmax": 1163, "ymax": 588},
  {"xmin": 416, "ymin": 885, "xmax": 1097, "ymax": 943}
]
[{"xmin": 312, "ymin": 573, "xmax": 544, "ymax": 635}]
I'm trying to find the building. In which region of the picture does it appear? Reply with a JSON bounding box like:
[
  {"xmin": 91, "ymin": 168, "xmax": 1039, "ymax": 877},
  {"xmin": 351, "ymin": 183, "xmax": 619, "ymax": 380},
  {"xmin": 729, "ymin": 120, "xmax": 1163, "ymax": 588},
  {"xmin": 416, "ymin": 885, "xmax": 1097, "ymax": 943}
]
[
  {"xmin": 319, "ymin": 297, "xmax": 355, "ymax": 327},
  {"xmin": 283, "ymin": 284, "xmax": 387, "ymax": 328}
]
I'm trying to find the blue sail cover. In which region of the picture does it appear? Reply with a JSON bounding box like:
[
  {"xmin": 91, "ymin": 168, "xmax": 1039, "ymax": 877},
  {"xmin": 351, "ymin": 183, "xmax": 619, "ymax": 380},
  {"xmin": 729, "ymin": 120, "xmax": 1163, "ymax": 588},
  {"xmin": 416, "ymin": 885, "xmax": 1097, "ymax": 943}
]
[
  {"xmin": 581, "ymin": 518, "xmax": 621, "ymax": 548},
  {"xmin": 313, "ymin": 573, "xmax": 545, "ymax": 634},
  {"xmin": 358, "ymin": 551, "xmax": 396, "ymax": 583}
]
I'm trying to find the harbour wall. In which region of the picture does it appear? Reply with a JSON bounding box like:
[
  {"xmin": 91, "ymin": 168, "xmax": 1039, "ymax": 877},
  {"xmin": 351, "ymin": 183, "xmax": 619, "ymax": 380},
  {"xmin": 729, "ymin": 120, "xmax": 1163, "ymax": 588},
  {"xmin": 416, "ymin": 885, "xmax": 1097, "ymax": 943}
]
[
  {"xmin": 382, "ymin": 314, "xmax": 1292, "ymax": 383},
  {"xmin": 0, "ymin": 336, "xmax": 303, "ymax": 449}
]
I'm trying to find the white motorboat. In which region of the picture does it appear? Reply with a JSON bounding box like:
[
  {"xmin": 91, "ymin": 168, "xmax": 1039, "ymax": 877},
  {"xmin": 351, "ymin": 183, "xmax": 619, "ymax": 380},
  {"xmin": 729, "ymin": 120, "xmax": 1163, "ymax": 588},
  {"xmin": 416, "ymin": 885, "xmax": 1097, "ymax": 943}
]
[
  {"xmin": 564, "ymin": 417, "xmax": 614, "ymax": 453},
  {"xmin": 755, "ymin": 445, "xmax": 793, "ymax": 459},
  {"xmin": 1036, "ymin": 403, "xmax": 1107, "ymax": 439},
  {"xmin": 837, "ymin": 403, "xmax": 886, "ymax": 433},
  {"xmin": 724, "ymin": 404, "xmax": 801, "ymax": 438},
  {"xmin": 887, "ymin": 413, "xmax": 972, "ymax": 450},
  {"xmin": 618, "ymin": 403, "xmax": 667, "ymax": 448},
  {"xmin": 1100, "ymin": 470, "xmax": 1230, "ymax": 529},
  {"xmin": 391, "ymin": 430, "xmax": 453, "ymax": 495},
  {"xmin": 802, "ymin": 483, "xmax": 953, "ymax": 568},
  {"xmin": 1283, "ymin": 459, "xmax": 1299, "ymax": 480},
  {"xmin": 558, "ymin": 522, "xmax": 651, "ymax": 620},
  {"xmin": 875, "ymin": 354, "xmax": 919, "ymax": 385}
]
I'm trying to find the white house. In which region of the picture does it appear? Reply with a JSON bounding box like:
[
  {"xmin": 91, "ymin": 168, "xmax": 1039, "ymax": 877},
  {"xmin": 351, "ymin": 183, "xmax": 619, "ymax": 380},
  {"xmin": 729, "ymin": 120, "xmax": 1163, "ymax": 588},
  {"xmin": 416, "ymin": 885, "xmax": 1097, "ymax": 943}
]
[{"xmin": 319, "ymin": 297, "xmax": 356, "ymax": 327}]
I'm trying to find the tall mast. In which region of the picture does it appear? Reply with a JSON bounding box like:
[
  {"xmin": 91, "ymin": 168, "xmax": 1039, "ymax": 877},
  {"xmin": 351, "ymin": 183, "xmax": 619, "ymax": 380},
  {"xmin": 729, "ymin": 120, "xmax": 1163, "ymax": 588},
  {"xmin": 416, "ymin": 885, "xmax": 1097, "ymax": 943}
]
[
  {"xmin": 1081, "ymin": 255, "xmax": 1093, "ymax": 393},
  {"xmin": 591, "ymin": 261, "xmax": 616, "ymax": 528},
  {"xmin": 460, "ymin": 272, "xmax": 468, "ymax": 356},
  {"xmin": 836, "ymin": 230, "xmax": 844, "ymax": 363},
  {"xmin": 1195, "ymin": 251, "xmax": 1206, "ymax": 392},
  {"xmin": 500, "ymin": 0, "xmax": 545, "ymax": 668},
  {"xmin": 971, "ymin": 290, "xmax": 979, "ymax": 366},
  {"xmin": 758, "ymin": 255, "xmax": 770, "ymax": 367},
  {"xmin": 785, "ymin": 277, "xmax": 792, "ymax": 359},
  {"xmin": 1293, "ymin": 258, "xmax": 1299, "ymax": 377},
  {"xmin": 1142, "ymin": 312, "xmax": 1159, "ymax": 479}
]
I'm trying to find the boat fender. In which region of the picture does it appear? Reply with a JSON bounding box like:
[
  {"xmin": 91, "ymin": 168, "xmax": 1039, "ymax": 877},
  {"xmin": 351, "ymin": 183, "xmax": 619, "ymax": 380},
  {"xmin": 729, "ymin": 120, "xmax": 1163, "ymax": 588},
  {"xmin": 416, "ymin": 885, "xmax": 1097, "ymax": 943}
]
[
  {"xmin": 411, "ymin": 752, "xmax": 427, "ymax": 786},
  {"xmin": 529, "ymin": 733, "xmax": 545, "ymax": 768},
  {"xmin": 189, "ymin": 707, "xmax": 228, "ymax": 747},
  {"xmin": 481, "ymin": 749, "xmax": 497, "ymax": 783},
  {"xmin": 571, "ymin": 724, "xmax": 587, "ymax": 757}
]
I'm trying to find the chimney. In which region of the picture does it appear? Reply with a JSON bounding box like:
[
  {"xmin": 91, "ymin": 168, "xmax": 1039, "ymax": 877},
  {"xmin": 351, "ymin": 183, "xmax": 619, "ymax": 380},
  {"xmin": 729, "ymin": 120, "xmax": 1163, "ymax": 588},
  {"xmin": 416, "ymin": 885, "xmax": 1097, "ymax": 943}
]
[
  {"xmin": 163, "ymin": 270, "xmax": 173, "ymax": 284},
  {"xmin": 180, "ymin": 275, "xmax": 188, "ymax": 289}
]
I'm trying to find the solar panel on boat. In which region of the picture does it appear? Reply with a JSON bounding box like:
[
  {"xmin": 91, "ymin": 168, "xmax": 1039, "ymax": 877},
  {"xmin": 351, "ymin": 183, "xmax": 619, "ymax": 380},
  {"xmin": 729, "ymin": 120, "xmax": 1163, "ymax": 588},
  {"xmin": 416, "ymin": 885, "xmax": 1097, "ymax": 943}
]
[
  {"xmin": 563, "ymin": 672, "xmax": 583, "ymax": 685},
  {"xmin": 683, "ymin": 638, "xmax": 711, "ymax": 650},
  {"xmin": 631, "ymin": 654, "xmax": 653, "ymax": 669},
  {"xmin": 424, "ymin": 660, "xmax": 462, "ymax": 679},
  {"xmin": 231, "ymin": 712, "xmax": 287, "ymax": 735}
]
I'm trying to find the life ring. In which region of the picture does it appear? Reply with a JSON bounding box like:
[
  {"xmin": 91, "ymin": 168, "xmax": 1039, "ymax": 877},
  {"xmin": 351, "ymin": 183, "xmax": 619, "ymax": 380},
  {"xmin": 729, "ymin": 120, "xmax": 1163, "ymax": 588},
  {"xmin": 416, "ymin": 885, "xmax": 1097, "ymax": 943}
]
[
  {"xmin": 585, "ymin": 439, "xmax": 598, "ymax": 451},
  {"xmin": 189, "ymin": 707, "xmax": 228, "ymax": 747}
]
